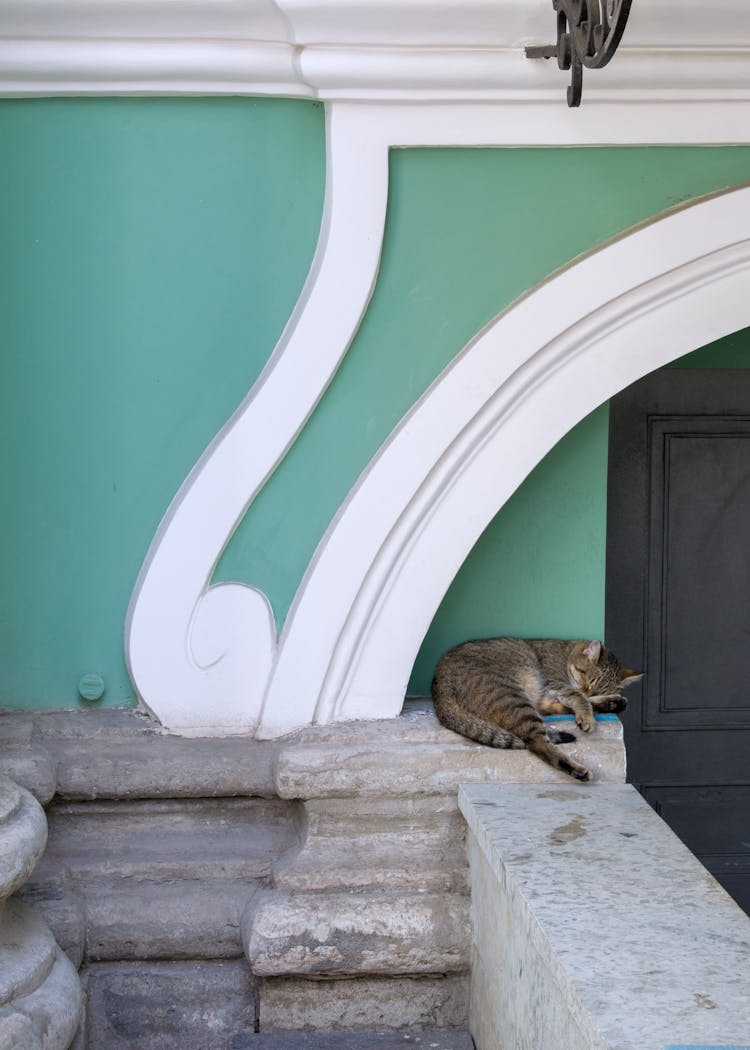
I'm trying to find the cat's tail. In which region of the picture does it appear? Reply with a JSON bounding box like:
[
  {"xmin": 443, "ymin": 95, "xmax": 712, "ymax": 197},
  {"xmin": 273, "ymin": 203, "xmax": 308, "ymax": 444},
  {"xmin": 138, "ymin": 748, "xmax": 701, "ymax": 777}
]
[
  {"xmin": 432, "ymin": 681, "xmax": 591, "ymax": 782},
  {"xmin": 433, "ymin": 687, "xmax": 525, "ymax": 749}
]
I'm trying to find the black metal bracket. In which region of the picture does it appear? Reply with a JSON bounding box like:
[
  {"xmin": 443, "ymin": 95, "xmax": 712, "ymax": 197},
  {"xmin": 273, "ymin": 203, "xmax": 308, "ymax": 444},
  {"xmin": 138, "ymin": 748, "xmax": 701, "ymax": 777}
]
[{"xmin": 525, "ymin": 0, "xmax": 633, "ymax": 107}]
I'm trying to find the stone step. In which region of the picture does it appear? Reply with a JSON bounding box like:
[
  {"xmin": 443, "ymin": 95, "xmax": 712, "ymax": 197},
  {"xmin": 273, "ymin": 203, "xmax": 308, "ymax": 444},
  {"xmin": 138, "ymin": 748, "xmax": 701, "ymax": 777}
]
[
  {"xmin": 78, "ymin": 961, "xmax": 471, "ymax": 1050},
  {"xmin": 81, "ymin": 959, "xmax": 256, "ymax": 1049},
  {"xmin": 275, "ymin": 717, "xmax": 625, "ymax": 800},
  {"xmin": 275, "ymin": 795, "xmax": 468, "ymax": 894},
  {"xmin": 41, "ymin": 796, "xmax": 300, "ymax": 881},
  {"xmin": 0, "ymin": 778, "xmax": 48, "ymax": 899},
  {"xmin": 241, "ymin": 1032, "xmax": 474, "ymax": 1049},
  {"xmin": 274, "ymin": 836, "xmax": 468, "ymax": 894},
  {"xmin": 246, "ymin": 891, "xmax": 470, "ymax": 978},
  {"xmin": 1, "ymin": 703, "xmax": 625, "ymax": 803},
  {"xmin": 258, "ymin": 976, "xmax": 469, "ymax": 1034}
]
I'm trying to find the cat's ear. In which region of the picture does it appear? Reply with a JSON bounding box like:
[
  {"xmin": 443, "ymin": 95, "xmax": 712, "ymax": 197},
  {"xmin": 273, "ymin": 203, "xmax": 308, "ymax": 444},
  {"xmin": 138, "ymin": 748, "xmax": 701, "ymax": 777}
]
[
  {"xmin": 583, "ymin": 640, "xmax": 602, "ymax": 664},
  {"xmin": 621, "ymin": 668, "xmax": 644, "ymax": 685}
]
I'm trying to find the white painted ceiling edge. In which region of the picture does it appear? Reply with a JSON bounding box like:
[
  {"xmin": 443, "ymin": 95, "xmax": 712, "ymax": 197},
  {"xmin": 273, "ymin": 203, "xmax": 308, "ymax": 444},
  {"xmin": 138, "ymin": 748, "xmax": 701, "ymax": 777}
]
[{"xmin": 1, "ymin": 0, "xmax": 750, "ymax": 101}]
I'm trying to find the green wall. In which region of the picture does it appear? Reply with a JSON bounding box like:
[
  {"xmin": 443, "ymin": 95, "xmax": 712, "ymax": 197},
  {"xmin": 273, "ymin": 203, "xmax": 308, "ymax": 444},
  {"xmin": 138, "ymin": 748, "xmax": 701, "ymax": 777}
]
[
  {"xmin": 0, "ymin": 98, "xmax": 324, "ymax": 708},
  {"xmin": 3, "ymin": 96, "xmax": 750, "ymax": 709},
  {"xmin": 409, "ymin": 328, "xmax": 750, "ymax": 694}
]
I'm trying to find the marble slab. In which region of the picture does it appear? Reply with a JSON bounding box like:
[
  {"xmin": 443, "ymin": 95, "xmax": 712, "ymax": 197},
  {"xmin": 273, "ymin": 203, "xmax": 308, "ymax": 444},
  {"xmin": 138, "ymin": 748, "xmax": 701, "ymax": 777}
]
[{"xmin": 459, "ymin": 783, "xmax": 750, "ymax": 1050}]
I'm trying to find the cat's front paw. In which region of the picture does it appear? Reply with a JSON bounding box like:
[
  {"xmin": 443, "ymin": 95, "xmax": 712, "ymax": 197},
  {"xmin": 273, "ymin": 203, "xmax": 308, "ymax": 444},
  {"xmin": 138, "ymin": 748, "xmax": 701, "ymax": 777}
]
[
  {"xmin": 590, "ymin": 693, "xmax": 627, "ymax": 714},
  {"xmin": 575, "ymin": 713, "xmax": 596, "ymax": 733}
]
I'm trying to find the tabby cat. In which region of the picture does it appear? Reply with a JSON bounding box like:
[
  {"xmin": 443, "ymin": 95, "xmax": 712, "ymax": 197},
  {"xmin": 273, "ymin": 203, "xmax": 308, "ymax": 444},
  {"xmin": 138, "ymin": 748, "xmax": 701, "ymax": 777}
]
[{"xmin": 432, "ymin": 637, "xmax": 642, "ymax": 781}]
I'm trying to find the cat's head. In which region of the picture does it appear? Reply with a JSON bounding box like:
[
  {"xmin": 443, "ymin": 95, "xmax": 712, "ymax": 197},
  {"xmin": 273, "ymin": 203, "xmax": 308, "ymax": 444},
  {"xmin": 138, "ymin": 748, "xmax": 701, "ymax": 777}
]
[{"xmin": 569, "ymin": 640, "xmax": 643, "ymax": 697}]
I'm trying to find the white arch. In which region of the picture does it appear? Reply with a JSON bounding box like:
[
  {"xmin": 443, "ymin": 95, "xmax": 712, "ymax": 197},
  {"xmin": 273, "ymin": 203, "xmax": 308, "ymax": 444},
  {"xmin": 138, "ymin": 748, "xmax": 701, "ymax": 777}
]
[{"xmin": 260, "ymin": 183, "xmax": 750, "ymax": 736}]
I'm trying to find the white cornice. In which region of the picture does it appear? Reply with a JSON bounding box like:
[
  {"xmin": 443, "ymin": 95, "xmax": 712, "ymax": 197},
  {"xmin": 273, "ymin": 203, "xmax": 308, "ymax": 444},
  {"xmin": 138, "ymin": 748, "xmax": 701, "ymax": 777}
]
[{"xmin": 2, "ymin": 0, "xmax": 750, "ymax": 104}]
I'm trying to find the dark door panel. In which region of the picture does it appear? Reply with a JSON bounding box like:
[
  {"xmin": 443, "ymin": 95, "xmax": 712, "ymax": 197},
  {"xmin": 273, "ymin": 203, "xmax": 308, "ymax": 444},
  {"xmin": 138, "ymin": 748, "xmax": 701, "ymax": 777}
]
[
  {"xmin": 607, "ymin": 368, "xmax": 750, "ymax": 914},
  {"xmin": 641, "ymin": 784, "xmax": 750, "ymax": 911}
]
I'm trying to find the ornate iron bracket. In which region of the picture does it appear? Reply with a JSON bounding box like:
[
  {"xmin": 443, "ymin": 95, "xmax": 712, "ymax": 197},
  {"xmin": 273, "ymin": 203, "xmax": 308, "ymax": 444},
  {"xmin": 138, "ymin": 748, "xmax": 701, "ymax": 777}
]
[{"xmin": 525, "ymin": 0, "xmax": 633, "ymax": 107}]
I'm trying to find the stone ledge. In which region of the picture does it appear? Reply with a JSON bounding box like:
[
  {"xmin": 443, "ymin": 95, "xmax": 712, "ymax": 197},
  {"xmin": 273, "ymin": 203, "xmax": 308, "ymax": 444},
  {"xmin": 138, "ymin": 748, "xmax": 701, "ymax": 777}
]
[
  {"xmin": 0, "ymin": 704, "xmax": 625, "ymax": 801},
  {"xmin": 460, "ymin": 783, "xmax": 750, "ymax": 1050}
]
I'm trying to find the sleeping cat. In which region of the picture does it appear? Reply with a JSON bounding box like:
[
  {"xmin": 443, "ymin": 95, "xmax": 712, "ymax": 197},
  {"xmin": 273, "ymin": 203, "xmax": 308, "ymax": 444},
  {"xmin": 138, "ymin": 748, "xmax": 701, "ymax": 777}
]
[{"xmin": 431, "ymin": 637, "xmax": 642, "ymax": 781}]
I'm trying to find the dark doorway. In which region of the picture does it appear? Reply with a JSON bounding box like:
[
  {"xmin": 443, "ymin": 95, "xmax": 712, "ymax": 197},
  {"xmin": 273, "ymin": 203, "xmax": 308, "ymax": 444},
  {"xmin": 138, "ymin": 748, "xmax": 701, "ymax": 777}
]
[{"xmin": 606, "ymin": 368, "xmax": 750, "ymax": 915}]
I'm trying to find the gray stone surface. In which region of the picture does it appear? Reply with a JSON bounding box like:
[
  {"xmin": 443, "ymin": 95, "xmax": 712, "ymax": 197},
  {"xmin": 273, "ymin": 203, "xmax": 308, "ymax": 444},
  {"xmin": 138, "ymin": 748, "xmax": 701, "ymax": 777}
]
[
  {"xmin": 0, "ymin": 899, "xmax": 57, "ymax": 1005},
  {"xmin": 0, "ymin": 706, "xmax": 628, "ymax": 1044},
  {"xmin": 242, "ymin": 1031, "xmax": 474, "ymax": 1048},
  {"xmin": 0, "ymin": 778, "xmax": 48, "ymax": 898},
  {"xmin": 247, "ymin": 891, "xmax": 470, "ymax": 978},
  {"xmin": 275, "ymin": 796, "xmax": 469, "ymax": 894},
  {"xmin": 275, "ymin": 714, "xmax": 624, "ymax": 799},
  {"xmin": 42, "ymin": 796, "xmax": 299, "ymax": 881},
  {"xmin": 0, "ymin": 776, "xmax": 81, "ymax": 1046},
  {"xmin": 24, "ymin": 795, "xmax": 300, "ymax": 962},
  {"xmin": 6, "ymin": 946, "xmax": 82, "ymax": 1050},
  {"xmin": 460, "ymin": 782, "xmax": 750, "ymax": 1050},
  {"xmin": 85, "ymin": 879, "xmax": 253, "ymax": 961},
  {"xmin": 0, "ymin": 703, "xmax": 625, "ymax": 802},
  {"xmin": 0, "ymin": 746, "xmax": 56, "ymax": 805},
  {"xmin": 80, "ymin": 960, "xmax": 256, "ymax": 1049},
  {"xmin": 258, "ymin": 976, "xmax": 470, "ymax": 1033},
  {"xmin": 16, "ymin": 880, "xmax": 86, "ymax": 970}
]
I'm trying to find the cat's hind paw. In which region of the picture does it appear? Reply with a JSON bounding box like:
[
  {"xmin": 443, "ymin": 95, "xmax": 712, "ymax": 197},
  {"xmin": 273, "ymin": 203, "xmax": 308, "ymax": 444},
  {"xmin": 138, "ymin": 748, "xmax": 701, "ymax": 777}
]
[
  {"xmin": 547, "ymin": 727, "xmax": 576, "ymax": 744},
  {"xmin": 559, "ymin": 757, "xmax": 591, "ymax": 781}
]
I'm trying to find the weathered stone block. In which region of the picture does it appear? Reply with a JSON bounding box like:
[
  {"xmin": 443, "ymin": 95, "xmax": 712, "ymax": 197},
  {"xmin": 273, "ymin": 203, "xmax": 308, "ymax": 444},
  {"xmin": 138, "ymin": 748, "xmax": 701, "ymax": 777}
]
[
  {"xmin": 259, "ymin": 975, "xmax": 470, "ymax": 1032},
  {"xmin": 16, "ymin": 880, "xmax": 86, "ymax": 970},
  {"xmin": 85, "ymin": 879, "xmax": 253, "ymax": 961},
  {"xmin": 4, "ymin": 945, "xmax": 82, "ymax": 1050},
  {"xmin": 24, "ymin": 709, "xmax": 280, "ymax": 800},
  {"xmin": 243, "ymin": 1031, "xmax": 475, "ymax": 1048},
  {"xmin": 23, "ymin": 795, "xmax": 301, "ymax": 963},
  {"xmin": 246, "ymin": 891, "xmax": 470, "ymax": 978},
  {"xmin": 461, "ymin": 783, "xmax": 750, "ymax": 1050},
  {"xmin": 0, "ymin": 779, "xmax": 47, "ymax": 898},
  {"xmin": 275, "ymin": 715, "xmax": 625, "ymax": 799},
  {"xmin": 275, "ymin": 796, "xmax": 469, "ymax": 894},
  {"xmin": 81, "ymin": 960, "xmax": 256, "ymax": 1049},
  {"xmin": 43, "ymin": 796, "xmax": 300, "ymax": 881},
  {"xmin": 0, "ymin": 746, "xmax": 56, "ymax": 806}
]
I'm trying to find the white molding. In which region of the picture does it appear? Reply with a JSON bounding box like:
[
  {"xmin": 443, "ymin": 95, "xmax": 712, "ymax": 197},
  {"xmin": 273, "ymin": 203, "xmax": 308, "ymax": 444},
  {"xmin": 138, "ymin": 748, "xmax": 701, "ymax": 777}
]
[
  {"xmin": 261, "ymin": 183, "xmax": 750, "ymax": 736},
  {"xmin": 3, "ymin": 0, "xmax": 750, "ymax": 112},
  {"xmin": 126, "ymin": 102, "xmax": 389, "ymax": 734}
]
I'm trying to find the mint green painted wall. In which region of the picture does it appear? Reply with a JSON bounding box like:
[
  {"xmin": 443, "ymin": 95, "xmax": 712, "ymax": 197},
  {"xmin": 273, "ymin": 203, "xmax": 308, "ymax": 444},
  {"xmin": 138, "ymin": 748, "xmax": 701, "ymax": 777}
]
[
  {"xmin": 0, "ymin": 98, "xmax": 324, "ymax": 708},
  {"xmin": 409, "ymin": 327, "xmax": 750, "ymax": 695},
  {"xmin": 3, "ymin": 96, "xmax": 750, "ymax": 710}
]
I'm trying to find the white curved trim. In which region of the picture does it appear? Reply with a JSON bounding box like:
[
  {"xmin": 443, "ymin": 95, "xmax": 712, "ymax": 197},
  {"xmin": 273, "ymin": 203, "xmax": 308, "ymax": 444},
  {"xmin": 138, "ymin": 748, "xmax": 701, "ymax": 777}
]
[
  {"xmin": 261, "ymin": 184, "xmax": 750, "ymax": 736},
  {"xmin": 125, "ymin": 102, "xmax": 389, "ymax": 734}
]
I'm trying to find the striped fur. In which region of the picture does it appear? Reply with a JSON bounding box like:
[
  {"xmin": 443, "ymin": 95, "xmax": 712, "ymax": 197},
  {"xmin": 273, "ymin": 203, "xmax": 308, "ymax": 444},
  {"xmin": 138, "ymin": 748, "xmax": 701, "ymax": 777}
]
[{"xmin": 431, "ymin": 637, "xmax": 641, "ymax": 781}]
